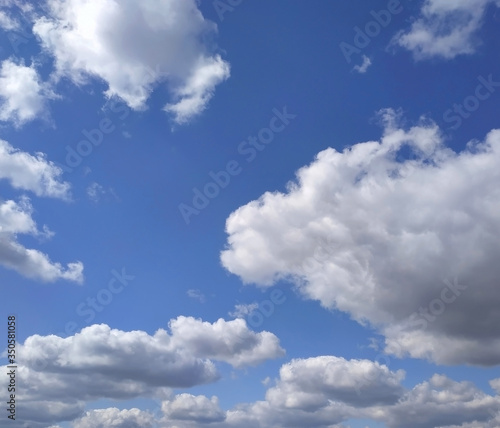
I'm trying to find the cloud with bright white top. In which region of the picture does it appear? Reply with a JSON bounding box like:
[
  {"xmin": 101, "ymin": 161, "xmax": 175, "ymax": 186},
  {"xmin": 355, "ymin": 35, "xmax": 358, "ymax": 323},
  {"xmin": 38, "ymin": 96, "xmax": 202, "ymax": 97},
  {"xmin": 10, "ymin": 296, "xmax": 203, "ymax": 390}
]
[
  {"xmin": 393, "ymin": 0, "xmax": 500, "ymax": 59},
  {"xmin": 32, "ymin": 0, "xmax": 230, "ymax": 123},
  {"xmin": 0, "ymin": 140, "xmax": 83, "ymax": 283},
  {"xmin": 0, "ymin": 317, "xmax": 284, "ymax": 427},
  {"xmin": 221, "ymin": 108, "xmax": 500, "ymax": 366}
]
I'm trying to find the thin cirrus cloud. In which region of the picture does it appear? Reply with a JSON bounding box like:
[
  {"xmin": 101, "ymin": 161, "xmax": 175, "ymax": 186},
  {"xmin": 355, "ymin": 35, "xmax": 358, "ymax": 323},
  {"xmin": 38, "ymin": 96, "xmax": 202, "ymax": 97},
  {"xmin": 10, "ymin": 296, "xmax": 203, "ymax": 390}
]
[
  {"xmin": 4, "ymin": 323, "xmax": 500, "ymax": 427},
  {"xmin": 0, "ymin": 139, "xmax": 83, "ymax": 283},
  {"xmin": 0, "ymin": 317, "xmax": 284, "ymax": 427},
  {"xmin": 393, "ymin": 0, "xmax": 500, "ymax": 59},
  {"xmin": 221, "ymin": 109, "xmax": 500, "ymax": 366},
  {"xmin": 31, "ymin": 0, "xmax": 230, "ymax": 124}
]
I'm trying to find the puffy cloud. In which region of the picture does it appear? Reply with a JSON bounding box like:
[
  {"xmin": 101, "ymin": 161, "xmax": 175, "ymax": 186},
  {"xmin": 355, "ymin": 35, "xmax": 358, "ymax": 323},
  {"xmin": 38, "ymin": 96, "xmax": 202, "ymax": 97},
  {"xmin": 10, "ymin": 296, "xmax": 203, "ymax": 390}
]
[
  {"xmin": 154, "ymin": 369, "xmax": 499, "ymax": 428},
  {"xmin": 0, "ymin": 140, "xmax": 81, "ymax": 283},
  {"xmin": 152, "ymin": 356, "xmax": 404, "ymax": 428},
  {"xmin": 8, "ymin": 345, "xmax": 499, "ymax": 428},
  {"xmin": 393, "ymin": 0, "xmax": 500, "ymax": 59},
  {"xmin": 153, "ymin": 356, "xmax": 403, "ymax": 428},
  {"xmin": 1, "ymin": 318, "xmax": 283, "ymax": 426},
  {"xmin": 73, "ymin": 408, "xmax": 154, "ymax": 428},
  {"xmin": 221, "ymin": 109, "xmax": 500, "ymax": 365},
  {"xmin": 220, "ymin": 400, "xmax": 354, "ymax": 428},
  {"xmin": 168, "ymin": 316, "xmax": 285, "ymax": 368},
  {"xmin": 0, "ymin": 59, "xmax": 58, "ymax": 126},
  {"xmin": 0, "ymin": 10, "xmax": 19, "ymax": 30},
  {"xmin": 0, "ymin": 197, "xmax": 84, "ymax": 283},
  {"xmin": 266, "ymin": 356, "xmax": 405, "ymax": 410},
  {"xmin": 229, "ymin": 303, "xmax": 259, "ymax": 318},
  {"xmin": 33, "ymin": 0, "xmax": 230, "ymax": 123},
  {"xmin": 186, "ymin": 288, "xmax": 205, "ymax": 303},
  {"xmin": 369, "ymin": 374, "xmax": 500, "ymax": 428},
  {"xmin": 161, "ymin": 394, "xmax": 226, "ymax": 424},
  {"xmin": 0, "ymin": 139, "xmax": 70, "ymax": 199},
  {"xmin": 86, "ymin": 181, "xmax": 105, "ymax": 202}
]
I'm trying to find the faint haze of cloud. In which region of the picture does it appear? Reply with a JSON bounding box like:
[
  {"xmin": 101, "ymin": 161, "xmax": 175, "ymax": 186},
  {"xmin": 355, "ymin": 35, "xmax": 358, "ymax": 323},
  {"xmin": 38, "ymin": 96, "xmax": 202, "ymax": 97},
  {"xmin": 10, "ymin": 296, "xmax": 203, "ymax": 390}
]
[
  {"xmin": 0, "ymin": 315, "xmax": 285, "ymax": 426},
  {"xmin": 187, "ymin": 288, "xmax": 206, "ymax": 303},
  {"xmin": 32, "ymin": 0, "xmax": 230, "ymax": 123}
]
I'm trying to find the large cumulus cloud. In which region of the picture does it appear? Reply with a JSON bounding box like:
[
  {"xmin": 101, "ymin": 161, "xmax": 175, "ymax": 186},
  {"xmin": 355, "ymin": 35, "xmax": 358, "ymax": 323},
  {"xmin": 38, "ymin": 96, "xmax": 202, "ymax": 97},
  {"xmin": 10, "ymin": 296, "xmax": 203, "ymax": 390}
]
[
  {"xmin": 32, "ymin": 0, "xmax": 230, "ymax": 123},
  {"xmin": 221, "ymin": 109, "xmax": 500, "ymax": 366}
]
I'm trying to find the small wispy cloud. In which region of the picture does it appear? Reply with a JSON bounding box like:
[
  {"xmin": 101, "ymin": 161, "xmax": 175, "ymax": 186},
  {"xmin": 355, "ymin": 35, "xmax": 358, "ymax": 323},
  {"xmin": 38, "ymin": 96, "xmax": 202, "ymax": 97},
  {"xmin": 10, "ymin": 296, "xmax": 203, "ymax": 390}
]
[
  {"xmin": 86, "ymin": 182, "xmax": 105, "ymax": 202},
  {"xmin": 353, "ymin": 55, "xmax": 372, "ymax": 74},
  {"xmin": 229, "ymin": 303, "xmax": 259, "ymax": 318},
  {"xmin": 187, "ymin": 289, "xmax": 206, "ymax": 303},
  {"xmin": 86, "ymin": 182, "xmax": 119, "ymax": 203}
]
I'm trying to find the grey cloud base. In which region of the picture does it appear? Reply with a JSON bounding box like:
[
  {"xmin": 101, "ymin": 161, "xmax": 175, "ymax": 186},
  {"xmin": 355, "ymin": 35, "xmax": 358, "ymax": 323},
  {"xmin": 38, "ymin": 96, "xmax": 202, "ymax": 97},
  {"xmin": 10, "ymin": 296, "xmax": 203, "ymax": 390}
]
[{"xmin": 33, "ymin": 357, "xmax": 500, "ymax": 428}]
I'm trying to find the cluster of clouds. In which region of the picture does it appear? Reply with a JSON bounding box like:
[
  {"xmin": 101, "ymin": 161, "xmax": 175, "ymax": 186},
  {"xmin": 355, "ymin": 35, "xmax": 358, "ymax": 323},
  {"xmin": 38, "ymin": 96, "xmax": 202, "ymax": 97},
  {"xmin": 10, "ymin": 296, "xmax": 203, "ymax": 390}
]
[
  {"xmin": 4, "ymin": 325, "xmax": 499, "ymax": 427},
  {"xmin": 0, "ymin": 316, "xmax": 284, "ymax": 427},
  {"xmin": 0, "ymin": 139, "xmax": 83, "ymax": 282},
  {"xmin": 0, "ymin": 0, "xmax": 498, "ymax": 127},
  {"xmin": 221, "ymin": 109, "xmax": 500, "ymax": 367}
]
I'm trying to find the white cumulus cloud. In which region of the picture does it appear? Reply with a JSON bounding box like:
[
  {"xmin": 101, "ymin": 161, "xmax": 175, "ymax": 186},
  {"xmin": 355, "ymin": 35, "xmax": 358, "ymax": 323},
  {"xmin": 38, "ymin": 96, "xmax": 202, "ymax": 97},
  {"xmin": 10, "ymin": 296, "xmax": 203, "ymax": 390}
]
[
  {"xmin": 161, "ymin": 394, "xmax": 226, "ymax": 424},
  {"xmin": 221, "ymin": 109, "xmax": 500, "ymax": 366},
  {"xmin": 33, "ymin": 0, "xmax": 230, "ymax": 123},
  {"xmin": 0, "ymin": 59, "xmax": 58, "ymax": 126},
  {"xmin": 0, "ymin": 197, "xmax": 83, "ymax": 283},
  {"xmin": 393, "ymin": 0, "xmax": 500, "ymax": 59},
  {"xmin": 0, "ymin": 317, "xmax": 283, "ymax": 426}
]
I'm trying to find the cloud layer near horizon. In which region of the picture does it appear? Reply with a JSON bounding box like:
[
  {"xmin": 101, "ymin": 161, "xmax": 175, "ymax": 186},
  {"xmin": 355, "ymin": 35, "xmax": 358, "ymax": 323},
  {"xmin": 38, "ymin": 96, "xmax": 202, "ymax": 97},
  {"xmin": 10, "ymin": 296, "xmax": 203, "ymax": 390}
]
[{"xmin": 0, "ymin": 317, "xmax": 284, "ymax": 426}]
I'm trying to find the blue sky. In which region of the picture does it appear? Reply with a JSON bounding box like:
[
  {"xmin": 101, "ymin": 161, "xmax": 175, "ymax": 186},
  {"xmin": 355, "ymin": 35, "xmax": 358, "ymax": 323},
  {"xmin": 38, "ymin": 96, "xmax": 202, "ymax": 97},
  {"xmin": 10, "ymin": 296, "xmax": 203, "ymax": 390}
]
[{"xmin": 1, "ymin": 0, "xmax": 500, "ymax": 427}]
